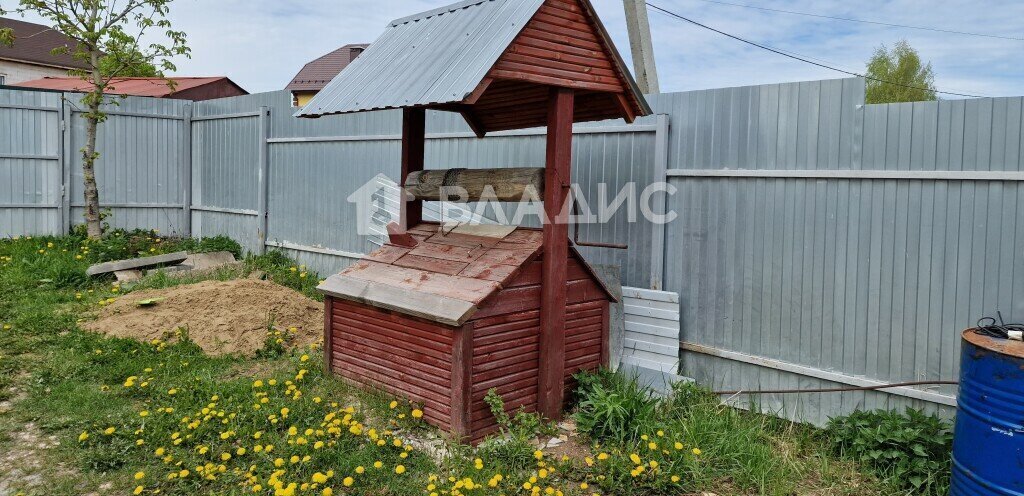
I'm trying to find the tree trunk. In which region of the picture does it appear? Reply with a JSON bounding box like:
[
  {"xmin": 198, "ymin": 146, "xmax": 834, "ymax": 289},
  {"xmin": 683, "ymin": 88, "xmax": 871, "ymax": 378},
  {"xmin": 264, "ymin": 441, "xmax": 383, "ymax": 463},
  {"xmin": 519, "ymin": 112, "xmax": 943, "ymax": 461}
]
[{"xmin": 82, "ymin": 53, "xmax": 103, "ymax": 239}]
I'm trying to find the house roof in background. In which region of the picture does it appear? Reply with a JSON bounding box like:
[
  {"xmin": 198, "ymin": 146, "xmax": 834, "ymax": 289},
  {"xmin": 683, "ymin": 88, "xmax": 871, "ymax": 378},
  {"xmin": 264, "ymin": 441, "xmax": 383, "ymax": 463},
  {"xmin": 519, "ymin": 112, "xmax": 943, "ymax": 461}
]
[
  {"xmin": 12, "ymin": 76, "xmax": 248, "ymax": 99},
  {"xmin": 0, "ymin": 17, "xmax": 90, "ymax": 70},
  {"xmin": 285, "ymin": 43, "xmax": 369, "ymax": 92}
]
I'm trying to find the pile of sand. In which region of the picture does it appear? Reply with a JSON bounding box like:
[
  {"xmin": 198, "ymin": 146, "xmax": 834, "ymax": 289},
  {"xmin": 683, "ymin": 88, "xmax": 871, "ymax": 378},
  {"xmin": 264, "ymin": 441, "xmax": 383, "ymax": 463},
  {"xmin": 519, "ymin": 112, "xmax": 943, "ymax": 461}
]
[{"xmin": 83, "ymin": 279, "xmax": 323, "ymax": 356}]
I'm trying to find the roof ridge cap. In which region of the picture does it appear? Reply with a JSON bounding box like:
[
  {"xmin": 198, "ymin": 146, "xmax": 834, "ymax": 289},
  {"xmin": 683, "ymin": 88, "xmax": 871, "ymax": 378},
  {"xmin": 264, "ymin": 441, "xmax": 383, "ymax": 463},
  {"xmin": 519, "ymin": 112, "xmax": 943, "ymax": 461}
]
[{"xmin": 387, "ymin": 0, "xmax": 495, "ymax": 27}]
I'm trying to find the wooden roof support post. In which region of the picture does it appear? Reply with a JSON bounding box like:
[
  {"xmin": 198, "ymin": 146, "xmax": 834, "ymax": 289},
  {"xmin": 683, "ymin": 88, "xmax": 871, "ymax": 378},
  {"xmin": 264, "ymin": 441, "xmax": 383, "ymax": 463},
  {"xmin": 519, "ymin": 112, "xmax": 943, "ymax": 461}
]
[
  {"xmin": 400, "ymin": 108, "xmax": 426, "ymax": 231},
  {"xmin": 538, "ymin": 86, "xmax": 575, "ymax": 420}
]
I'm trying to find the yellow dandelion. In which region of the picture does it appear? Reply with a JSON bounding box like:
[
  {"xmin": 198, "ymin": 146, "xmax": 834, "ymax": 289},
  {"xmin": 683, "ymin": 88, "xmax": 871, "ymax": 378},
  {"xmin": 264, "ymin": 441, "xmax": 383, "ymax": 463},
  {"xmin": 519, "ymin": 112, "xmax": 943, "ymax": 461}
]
[{"xmin": 395, "ymin": 465, "xmax": 406, "ymax": 474}]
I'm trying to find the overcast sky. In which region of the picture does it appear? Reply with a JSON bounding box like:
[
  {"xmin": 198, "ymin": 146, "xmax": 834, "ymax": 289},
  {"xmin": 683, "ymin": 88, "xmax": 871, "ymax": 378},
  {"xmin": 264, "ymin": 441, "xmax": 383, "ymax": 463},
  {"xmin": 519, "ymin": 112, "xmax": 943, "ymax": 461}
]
[{"xmin": 13, "ymin": 0, "xmax": 1024, "ymax": 98}]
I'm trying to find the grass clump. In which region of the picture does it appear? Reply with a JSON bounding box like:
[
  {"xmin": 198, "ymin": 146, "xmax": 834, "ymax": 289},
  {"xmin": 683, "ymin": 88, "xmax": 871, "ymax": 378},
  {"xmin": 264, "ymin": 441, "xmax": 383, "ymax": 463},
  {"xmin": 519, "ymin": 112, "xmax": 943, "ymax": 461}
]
[
  {"xmin": 247, "ymin": 250, "xmax": 323, "ymax": 300},
  {"xmin": 826, "ymin": 409, "xmax": 952, "ymax": 495},
  {"xmin": 573, "ymin": 369, "xmax": 660, "ymax": 445},
  {"xmin": 476, "ymin": 389, "xmax": 551, "ymax": 472},
  {"xmin": 571, "ymin": 371, "xmax": 888, "ymax": 496}
]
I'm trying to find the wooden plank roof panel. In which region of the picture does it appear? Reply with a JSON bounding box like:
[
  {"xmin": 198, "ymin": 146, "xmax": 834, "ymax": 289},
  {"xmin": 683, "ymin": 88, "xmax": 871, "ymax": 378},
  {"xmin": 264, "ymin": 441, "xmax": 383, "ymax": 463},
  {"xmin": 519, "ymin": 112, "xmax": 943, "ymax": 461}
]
[{"xmin": 318, "ymin": 223, "xmax": 611, "ymax": 326}]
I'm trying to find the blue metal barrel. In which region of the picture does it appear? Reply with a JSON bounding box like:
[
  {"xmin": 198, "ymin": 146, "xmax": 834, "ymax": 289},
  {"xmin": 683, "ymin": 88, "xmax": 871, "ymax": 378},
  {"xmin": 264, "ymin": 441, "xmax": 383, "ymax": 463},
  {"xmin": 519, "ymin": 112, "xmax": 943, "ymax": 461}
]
[{"xmin": 951, "ymin": 330, "xmax": 1024, "ymax": 495}]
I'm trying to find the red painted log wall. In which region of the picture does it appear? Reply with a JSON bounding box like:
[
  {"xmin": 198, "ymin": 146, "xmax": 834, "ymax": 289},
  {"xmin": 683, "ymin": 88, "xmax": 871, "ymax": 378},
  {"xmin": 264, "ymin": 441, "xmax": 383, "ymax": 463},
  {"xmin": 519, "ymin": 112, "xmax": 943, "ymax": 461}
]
[
  {"xmin": 326, "ymin": 255, "xmax": 610, "ymax": 442},
  {"xmin": 329, "ymin": 299, "xmax": 454, "ymax": 428}
]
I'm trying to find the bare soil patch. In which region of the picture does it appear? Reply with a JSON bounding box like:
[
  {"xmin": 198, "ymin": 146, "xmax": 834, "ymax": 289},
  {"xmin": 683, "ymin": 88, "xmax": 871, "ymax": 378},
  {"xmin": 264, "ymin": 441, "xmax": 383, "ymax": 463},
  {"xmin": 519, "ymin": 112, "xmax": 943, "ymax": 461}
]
[{"xmin": 83, "ymin": 279, "xmax": 323, "ymax": 356}]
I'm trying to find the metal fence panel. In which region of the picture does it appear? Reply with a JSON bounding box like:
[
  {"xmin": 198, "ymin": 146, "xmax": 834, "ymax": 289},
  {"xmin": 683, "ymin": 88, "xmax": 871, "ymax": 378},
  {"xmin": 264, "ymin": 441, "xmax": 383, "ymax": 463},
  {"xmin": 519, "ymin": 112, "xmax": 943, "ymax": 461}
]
[
  {"xmin": 191, "ymin": 90, "xmax": 662, "ymax": 282},
  {"xmin": 663, "ymin": 79, "xmax": 1024, "ymax": 425},
  {"xmin": 65, "ymin": 94, "xmax": 190, "ymax": 235},
  {"xmin": 0, "ymin": 89, "xmax": 62, "ymax": 236}
]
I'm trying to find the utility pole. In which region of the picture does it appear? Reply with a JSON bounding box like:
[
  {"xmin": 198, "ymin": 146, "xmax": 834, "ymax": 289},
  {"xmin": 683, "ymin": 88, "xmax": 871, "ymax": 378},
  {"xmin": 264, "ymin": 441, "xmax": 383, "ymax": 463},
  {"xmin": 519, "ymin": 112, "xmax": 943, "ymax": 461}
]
[{"xmin": 623, "ymin": 0, "xmax": 660, "ymax": 94}]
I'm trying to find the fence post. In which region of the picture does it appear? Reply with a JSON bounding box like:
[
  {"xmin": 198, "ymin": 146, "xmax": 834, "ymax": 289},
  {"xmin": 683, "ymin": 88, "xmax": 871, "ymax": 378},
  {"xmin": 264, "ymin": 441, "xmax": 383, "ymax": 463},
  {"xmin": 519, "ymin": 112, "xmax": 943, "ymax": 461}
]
[
  {"xmin": 60, "ymin": 96, "xmax": 73, "ymax": 234},
  {"xmin": 182, "ymin": 103, "xmax": 193, "ymax": 237},
  {"xmin": 650, "ymin": 113, "xmax": 670, "ymax": 291},
  {"xmin": 256, "ymin": 106, "xmax": 271, "ymax": 254}
]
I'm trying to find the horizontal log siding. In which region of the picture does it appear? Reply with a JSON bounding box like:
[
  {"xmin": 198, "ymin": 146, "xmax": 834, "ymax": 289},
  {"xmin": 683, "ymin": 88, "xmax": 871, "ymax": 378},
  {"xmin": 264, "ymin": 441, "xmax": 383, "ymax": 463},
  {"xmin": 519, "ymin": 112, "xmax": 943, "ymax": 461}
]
[
  {"xmin": 467, "ymin": 256, "xmax": 610, "ymax": 441},
  {"xmin": 562, "ymin": 300, "xmax": 608, "ymax": 399},
  {"xmin": 330, "ymin": 298, "xmax": 455, "ymax": 430},
  {"xmin": 491, "ymin": 0, "xmax": 625, "ymax": 94},
  {"xmin": 469, "ymin": 304, "xmax": 542, "ymax": 441}
]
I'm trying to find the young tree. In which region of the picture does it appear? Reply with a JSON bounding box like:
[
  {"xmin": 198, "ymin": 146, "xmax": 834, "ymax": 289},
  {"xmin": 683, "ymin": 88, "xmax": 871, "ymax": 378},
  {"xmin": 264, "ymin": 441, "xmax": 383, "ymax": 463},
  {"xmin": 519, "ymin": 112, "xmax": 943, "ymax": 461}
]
[
  {"xmin": 0, "ymin": 1, "xmax": 189, "ymax": 238},
  {"xmin": 99, "ymin": 30, "xmax": 159, "ymax": 77},
  {"xmin": 865, "ymin": 40, "xmax": 937, "ymax": 104}
]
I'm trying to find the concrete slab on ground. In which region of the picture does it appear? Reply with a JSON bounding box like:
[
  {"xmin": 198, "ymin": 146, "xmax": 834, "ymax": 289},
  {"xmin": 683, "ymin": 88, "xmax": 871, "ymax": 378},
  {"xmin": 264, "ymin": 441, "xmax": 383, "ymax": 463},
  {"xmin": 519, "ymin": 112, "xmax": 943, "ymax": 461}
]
[{"xmin": 86, "ymin": 251, "xmax": 188, "ymax": 276}]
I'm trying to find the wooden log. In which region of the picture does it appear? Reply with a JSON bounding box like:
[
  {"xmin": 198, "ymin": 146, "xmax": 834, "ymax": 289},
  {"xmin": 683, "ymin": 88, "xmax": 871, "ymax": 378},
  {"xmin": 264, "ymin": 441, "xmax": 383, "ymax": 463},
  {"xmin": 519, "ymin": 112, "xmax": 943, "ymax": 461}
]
[{"xmin": 405, "ymin": 168, "xmax": 544, "ymax": 202}]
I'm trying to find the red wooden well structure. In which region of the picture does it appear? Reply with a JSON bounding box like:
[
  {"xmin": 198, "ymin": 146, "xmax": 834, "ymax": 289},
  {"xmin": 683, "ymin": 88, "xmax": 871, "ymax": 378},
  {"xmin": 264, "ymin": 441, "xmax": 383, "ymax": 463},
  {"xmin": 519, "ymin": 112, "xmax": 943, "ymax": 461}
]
[{"xmin": 300, "ymin": 0, "xmax": 651, "ymax": 441}]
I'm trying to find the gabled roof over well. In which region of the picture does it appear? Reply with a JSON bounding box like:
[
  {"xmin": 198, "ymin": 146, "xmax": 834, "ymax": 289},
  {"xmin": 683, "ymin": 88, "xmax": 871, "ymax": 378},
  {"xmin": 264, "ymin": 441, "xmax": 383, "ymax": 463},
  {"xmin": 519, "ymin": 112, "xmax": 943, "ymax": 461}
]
[
  {"xmin": 317, "ymin": 223, "xmax": 615, "ymax": 326},
  {"xmin": 296, "ymin": 0, "xmax": 652, "ymax": 133},
  {"xmin": 285, "ymin": 43, "xmax": 368, "ymax": 92}
]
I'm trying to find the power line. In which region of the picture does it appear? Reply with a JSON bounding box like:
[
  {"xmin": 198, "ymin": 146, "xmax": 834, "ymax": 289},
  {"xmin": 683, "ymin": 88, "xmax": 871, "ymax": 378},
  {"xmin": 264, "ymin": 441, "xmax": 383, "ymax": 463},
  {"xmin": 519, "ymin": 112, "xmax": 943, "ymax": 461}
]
[
  {"xmin": 680, "ymin": 0, "xmax": 1024, "ymax": 42},
  {"xmin": 645, "ymin": 2, "xmax": 988, "ymax": 99}
]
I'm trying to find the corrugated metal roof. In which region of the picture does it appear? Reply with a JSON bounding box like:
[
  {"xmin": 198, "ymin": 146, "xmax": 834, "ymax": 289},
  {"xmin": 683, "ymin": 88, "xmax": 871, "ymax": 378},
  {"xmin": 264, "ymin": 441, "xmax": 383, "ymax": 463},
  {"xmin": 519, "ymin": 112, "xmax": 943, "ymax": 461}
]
[
  {"xmin": 295, "ymin": 0, "xmax": 545, "ymax": 118},
  {"xmin": 12, "ymin": 77, "xmax": 247, "ymax": 99}
]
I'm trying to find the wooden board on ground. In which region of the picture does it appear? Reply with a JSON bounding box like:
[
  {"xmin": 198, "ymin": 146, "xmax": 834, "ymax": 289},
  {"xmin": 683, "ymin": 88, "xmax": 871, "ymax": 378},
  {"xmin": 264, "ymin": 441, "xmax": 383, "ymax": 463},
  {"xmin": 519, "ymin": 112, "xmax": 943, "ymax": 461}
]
[{"xmin": 86, "ymin": 251, "xmax": 188, "ymax": 276}]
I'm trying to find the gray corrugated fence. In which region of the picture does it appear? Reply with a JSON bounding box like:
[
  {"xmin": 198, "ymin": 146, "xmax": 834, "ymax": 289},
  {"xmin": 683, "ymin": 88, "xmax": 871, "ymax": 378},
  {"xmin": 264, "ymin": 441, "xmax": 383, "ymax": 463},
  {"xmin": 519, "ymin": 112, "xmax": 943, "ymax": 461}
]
[
  {"xmin": 1, "ymin": 90, "xmax": 191, "ymax": 237},
  {"xmin": 1, "ymin": 89, "xmax": 62, "ymax": 236},
  {"xmin": 3, "ymin": 78, "xmax": 1024, "ymax": 426},
  {"xmin": 659, "ymin": 79, "xmax": 1024, "ymax": 425},
  {"xmin": 188, "ymin": 90, "xmax": 664, "ymax": 287}
]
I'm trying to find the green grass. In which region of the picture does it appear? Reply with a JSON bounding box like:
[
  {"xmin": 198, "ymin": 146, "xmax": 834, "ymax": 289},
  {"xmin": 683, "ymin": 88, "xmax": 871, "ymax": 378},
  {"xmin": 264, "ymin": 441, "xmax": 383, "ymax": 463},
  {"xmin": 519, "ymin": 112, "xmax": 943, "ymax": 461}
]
[
  {"xmin": 0, "ymin": 231, "xmax": 894, "ymax": 496},
  {"xmin": 570, "ymin": 369, "xmax": 895, "ymax": 495}
]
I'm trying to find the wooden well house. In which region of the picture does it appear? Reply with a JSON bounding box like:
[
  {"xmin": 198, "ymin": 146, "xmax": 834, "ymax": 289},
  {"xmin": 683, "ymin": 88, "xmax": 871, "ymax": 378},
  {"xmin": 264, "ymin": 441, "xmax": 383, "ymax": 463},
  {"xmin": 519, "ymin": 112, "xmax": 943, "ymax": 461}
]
[{"xmin": 300, "ymin": 0, "xmax": 651, "ymax": 441}]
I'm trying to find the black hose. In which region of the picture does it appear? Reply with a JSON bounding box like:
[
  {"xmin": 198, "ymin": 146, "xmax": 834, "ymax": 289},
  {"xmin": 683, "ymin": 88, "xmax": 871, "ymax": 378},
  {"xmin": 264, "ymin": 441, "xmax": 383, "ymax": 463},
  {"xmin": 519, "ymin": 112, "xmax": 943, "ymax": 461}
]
[{"xmin": 973, "ymin": 311, "xmax": 1024, "ymax": 340}]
